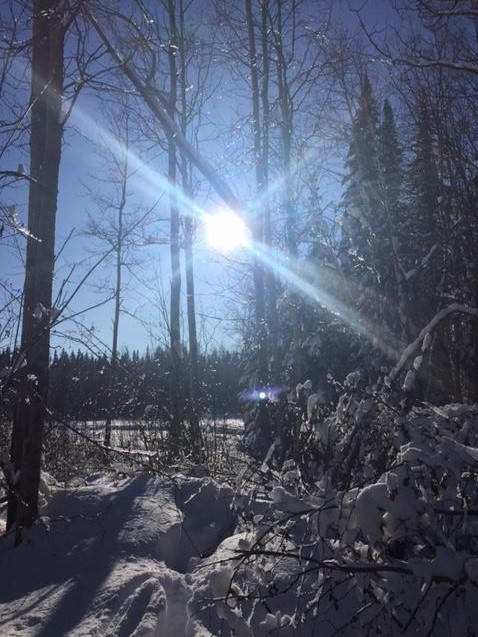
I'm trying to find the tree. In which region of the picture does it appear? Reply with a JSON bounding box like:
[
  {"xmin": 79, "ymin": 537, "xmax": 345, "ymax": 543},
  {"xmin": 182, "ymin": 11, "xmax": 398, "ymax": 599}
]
[
  {"xmin": 176, "ymin": 0, "xmax": 205, "ymax": 458},
  {"xmin": 339, "ymin": 76, "xmax": 398, "ymax": 368},
  {"xmin": 407, "ymin": 95, "xmax": 440, "ymax": 256},
  {"xmin": 84, "ymin": 102, "xmax": 158, "ymax": 447},
  {"xmin": 341, "ymin": 75, "xmax": 381, "ymax": 272},
  {"xmin": 377, "ymin": 98, "xmax": 411, "ymax": 342},
  {"xmin": 244, "ymin": 0, "xmax": 269, "ymax": 388},
  {"xmin": 8, "ymin": 0, "xmax": 68, "ymax": 537},
  {"xmin": 164, "ymin": 0, "xmax": 184, "ymax": 452}
]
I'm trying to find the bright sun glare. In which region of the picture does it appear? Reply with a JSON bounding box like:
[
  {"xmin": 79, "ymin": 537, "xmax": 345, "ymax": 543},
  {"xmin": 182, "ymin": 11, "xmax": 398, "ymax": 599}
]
[{"xmin": 205, "ymin": 210, "xmax": 251, "ymax": 253}]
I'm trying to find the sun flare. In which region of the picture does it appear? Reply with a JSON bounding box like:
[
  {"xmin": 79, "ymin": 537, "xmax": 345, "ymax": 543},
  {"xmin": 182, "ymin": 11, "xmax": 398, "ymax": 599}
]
[{"xmin": 205, "ymin": 210, "xmax": 251, "ymax": 252}]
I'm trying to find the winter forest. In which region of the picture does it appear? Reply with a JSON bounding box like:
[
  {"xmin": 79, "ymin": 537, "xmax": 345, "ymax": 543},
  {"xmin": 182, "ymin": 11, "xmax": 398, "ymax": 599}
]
[{"xmin": 2, "ymin": 0, "xmax": 478, "ymax": 635}]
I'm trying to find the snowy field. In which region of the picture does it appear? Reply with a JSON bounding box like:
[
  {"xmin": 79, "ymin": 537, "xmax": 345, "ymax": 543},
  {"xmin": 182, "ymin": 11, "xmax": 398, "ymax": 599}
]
[
  {"xmin": 0, "ymin": 466, "xmax": 299, "ymax": 636},
  {"xmin": 83, "ymin": 418, "xmax": 244, "ymax": 455},
  {"xmin": 38, "ymin": 418, "xmax": 246, "ymax": 487}
]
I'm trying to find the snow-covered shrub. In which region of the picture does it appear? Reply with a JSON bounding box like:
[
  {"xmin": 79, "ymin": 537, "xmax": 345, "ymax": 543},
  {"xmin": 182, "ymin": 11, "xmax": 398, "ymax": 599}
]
[
  {"xmin": 243, "ymin": 397, "xmax": 301, "ymax": 464},
  {"xmin": 204, "ymin": 402, "xmax": 478, "ymax": 636},
  {"xmin": 296, "ymin": 384, "xmax": 399, "ymax": 489},
  {"xmin": 42, "ymin": 419, "xmax": 109, "ymax": 483}
]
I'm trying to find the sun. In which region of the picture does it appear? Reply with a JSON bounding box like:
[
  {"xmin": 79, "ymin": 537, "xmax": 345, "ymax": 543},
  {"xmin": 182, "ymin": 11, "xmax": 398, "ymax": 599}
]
[{"xmin": 204, "ymin": 210, "xmax": 251, "ymax": 253}]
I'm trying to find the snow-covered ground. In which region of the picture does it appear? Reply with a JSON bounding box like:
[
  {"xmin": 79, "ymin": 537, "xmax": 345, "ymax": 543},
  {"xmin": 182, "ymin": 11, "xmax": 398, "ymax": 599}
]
[
  {"xmin": 0, "ymin": 472, "xmax": 237, "ymax": 636},
  {"xmin": 3, "ymin": 405, "xmax": 478, "ymax": 636},
  {"xmin": 81, "ymin": 418, "xmax": 244, "ymax": 454}
]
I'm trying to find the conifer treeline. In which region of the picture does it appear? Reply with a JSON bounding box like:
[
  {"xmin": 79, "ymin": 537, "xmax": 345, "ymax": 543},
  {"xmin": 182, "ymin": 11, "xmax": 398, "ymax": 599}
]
[{"xmin": 1, "ymin": 347, "xmax": 242, "ymax": 422}]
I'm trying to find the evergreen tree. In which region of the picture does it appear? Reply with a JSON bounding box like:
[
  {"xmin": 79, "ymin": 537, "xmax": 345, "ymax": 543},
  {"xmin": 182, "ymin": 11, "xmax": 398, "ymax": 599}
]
[
  {"xmin": 405, "ymin": 94, "xmax": 443, "ymax": 330},
  {"xmin": 377, "ymin": 98, "xmax": 411, "ymax": 342},
  {"xmin": 407, "ymin": 95, "xmax": 440, "ymax": 256},
  {"xmin": 379, "ymin": 99, "xmax": 402, "ymax": 219},
  {"xmin": 340, "ymin": 77, "xmax": 404, "ymax": 365},
  {"xmin": 405, "ymin": 94, "xmax": 448, "ymax": 398},
  {"xmin": 341, "ymin": 76, "xmax": 381, "ymax": 277}
]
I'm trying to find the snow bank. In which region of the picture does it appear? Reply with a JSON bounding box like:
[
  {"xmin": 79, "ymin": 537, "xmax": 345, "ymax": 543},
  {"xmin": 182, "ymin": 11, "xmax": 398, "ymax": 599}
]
[{"xmin": 0, "ymin": 473, "xmax": 236, "ymax": 636}]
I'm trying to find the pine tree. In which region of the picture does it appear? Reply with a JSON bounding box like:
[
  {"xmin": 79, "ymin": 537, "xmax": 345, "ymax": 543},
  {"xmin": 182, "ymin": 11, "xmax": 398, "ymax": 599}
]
[
  {"xmin": 341, "ymin": 75, "xmax": 381, "ymax": 280},
  {"xmin": 377, "ymin": 98, "xmax": 411, "ymax": 342},
  {"xmin": 379, "ymin": 99, "xmax": 402, "ymax": 219},
  {"xmin": 408, "ymin": 95, "xmax": 440, "ymax": 256},
  {"xmin": 406, "ymin": 93, "xmax": 441, "ymax": 327},
  {"xmin": 405, "ymin": 94, "xmax": 446, "ymax": 398},
  {"xmin": 340, "ymin": 77, "xmax": 403, "ymax": 364}
]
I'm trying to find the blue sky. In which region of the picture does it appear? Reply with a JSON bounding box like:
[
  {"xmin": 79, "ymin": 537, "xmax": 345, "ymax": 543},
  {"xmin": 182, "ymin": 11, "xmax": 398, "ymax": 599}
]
[{"xmin": 0, "ymin": 0, "xmax": 397, "ymax": 357}]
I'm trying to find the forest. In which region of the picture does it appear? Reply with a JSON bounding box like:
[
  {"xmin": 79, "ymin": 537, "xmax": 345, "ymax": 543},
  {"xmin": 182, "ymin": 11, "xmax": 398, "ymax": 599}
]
[{"xmin": 1, "ymin": 1, "xmax": 478, "ymax": 635}]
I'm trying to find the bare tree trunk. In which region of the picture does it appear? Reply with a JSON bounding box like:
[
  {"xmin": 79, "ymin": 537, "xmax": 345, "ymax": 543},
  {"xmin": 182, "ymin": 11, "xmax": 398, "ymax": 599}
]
[
  {"xmin": 178, "ymin": 0, "xmax": 202, "ymax": 460},
  {"xmin": 184, "ymin": 211, "xmax": 202, "ymax": 454},
  {"xmin": 167, "ymin": 0, "xmax": 183, "ymax": 452},
  {"xmin": 274, "ymin": 0, "xmax": 302, "ymax": 385},
  {"xmin": 104, "ymin": 157, "xmax": 127, "ymax": 448},
  {"xmin": 260, "ymin": 0, "xmax": 280, "ymax": 384},
  {"xmin": 245, "ymin": 0, "xmax": 268, "ymax": 386},
  {"xmin": 8, "ymin": 0, "xmax": 65, "ymax": 537}
]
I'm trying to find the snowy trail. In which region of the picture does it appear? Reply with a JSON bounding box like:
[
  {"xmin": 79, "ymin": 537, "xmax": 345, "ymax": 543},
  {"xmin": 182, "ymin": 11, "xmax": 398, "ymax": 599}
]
[{"xmin": 0, "ymin": 473, "xmax": 235, "ymax": 637}]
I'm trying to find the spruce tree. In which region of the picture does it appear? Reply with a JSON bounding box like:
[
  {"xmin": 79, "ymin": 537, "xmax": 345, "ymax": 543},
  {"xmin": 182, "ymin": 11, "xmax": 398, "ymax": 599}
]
[
  {"xmin": 406, "ymin": 94, "xmax": 446, "ymax": 398},
  {"xmin": 379, "ymin": 99, "xmax": 402, "ymax": 219},
  {"xmin": 341, "ymin": 75, "xmax": 381, "ymax": 281},
  {"xmin": 340, "ymin": 77, "xmax": 403, "ymax": 365},
  {"xmin": 377, "ymin": 98, "xmax": 410, "ymax": 342},
  {"xmin": 406, "ymin": 93, "xmax": 441, "ymax": 324},
  {"xmin": 408, "ymin": 95, "xmax": 440, "ymax": 256}
]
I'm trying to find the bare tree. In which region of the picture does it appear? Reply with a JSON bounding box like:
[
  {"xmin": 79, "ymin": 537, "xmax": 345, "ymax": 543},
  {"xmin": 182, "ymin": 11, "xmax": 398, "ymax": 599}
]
[
  {"xmin": 84, "ymin": 103, "xmax": 160, "ymax": 447},
  {"xmin": 176, "ymin": 0, "xmax": 207, "ymax": 458},
  {"xmin": 8, "ymin": 0, "xmax": 69, "ymax": 537}
]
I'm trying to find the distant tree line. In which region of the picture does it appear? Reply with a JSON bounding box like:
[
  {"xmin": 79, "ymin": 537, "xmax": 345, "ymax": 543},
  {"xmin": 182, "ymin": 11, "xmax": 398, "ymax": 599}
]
[{"xmin": 0, "ymin": 347, "xmax": 242, "ymax": 423}]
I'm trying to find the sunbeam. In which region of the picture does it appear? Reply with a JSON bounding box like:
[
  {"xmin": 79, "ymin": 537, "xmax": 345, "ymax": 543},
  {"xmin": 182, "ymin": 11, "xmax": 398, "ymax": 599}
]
[
  {"xmin": 71, "ymin": 104, "xmax": 400, "ymax": 360},
  {"xmin": 248, "ymin": 239, "xmax": 403, "ymax": 361},
  {"xmin": 70, "ymin": 107, "xmax": 206, "ymax": 222},
  {"xmin": 204, "ymin": 209, "xmax": 251, "ymax": 253},
  {"xmin": 246, "ymin": 142, "xmax": 322, "ymax": 219}
]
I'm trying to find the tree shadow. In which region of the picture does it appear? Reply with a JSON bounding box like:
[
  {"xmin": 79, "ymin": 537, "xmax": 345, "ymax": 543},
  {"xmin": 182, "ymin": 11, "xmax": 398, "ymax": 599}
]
[{"xmin": 0, "ymin": 475, "xmax": 164, "ymax": 636}]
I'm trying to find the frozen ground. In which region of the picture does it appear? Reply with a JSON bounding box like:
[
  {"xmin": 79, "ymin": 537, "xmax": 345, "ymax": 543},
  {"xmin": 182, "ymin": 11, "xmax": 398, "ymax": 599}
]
[{"xmin": 0, "ymin": 472, "xmax": 239, "ymax": 636}]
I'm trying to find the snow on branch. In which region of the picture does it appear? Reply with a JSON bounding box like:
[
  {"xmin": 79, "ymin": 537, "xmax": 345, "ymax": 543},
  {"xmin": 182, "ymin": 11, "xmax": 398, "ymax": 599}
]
[
  {"xmin": 0, "ymin": 168, "xmax": 41, "ymax": 187},
  {"xmin": 390, "ymin": 303, "xmax": 478, "ymax": 382},
  {"xmin": 1, "ymin": 205, "xmax": 41, "ymax": 242}
]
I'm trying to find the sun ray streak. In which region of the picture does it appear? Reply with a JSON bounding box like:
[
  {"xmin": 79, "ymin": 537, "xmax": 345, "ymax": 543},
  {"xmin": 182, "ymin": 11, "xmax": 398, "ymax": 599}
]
[
  {"xmin": 249, "ymin": 240, "xmax": 402, "ymax": 360},
  {"xmin": 70, "ymin": 107, "xmax": 206, "ymax": 220},
  {"xmin": 246, "ymin": 144, "xmax": 322, "ymax": 218},
  {"xmin": 71, "ymin": 106, "xmax": 399, "ymax": 359}
]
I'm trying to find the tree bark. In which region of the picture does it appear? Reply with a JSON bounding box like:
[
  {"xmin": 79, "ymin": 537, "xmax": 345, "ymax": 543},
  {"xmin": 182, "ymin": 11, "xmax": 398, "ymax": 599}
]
[
  {"xmin": 274, "ymin": 0, "xmax": 302, "ymax": 385},
  {"xmin": 260, "ymin": 0, "xmax": 280, "ymax": 384},
  {"xmin": 178, "ymin": 0, "xmax": 202, "ymax": 459},
  {"xmin": 245, "ymin": 0, "xmax": 268, "ymax": 386},
  {"xmin": 167, "ymin": 0, "xmax": 183, "ymax": 451},
  {"xmin": 104, "ymin": 154, "xmax": 127, "ymax": 448},
  {"xmin": 8, "ymin": 0, "xmax": 65, "ymax": 536}
]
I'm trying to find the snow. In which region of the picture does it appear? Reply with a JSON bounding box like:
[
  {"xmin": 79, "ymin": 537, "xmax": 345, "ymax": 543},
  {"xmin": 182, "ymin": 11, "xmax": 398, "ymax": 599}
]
[
  {"xmin": 3, "ymin": 406, "xmax": 478, "ymax": 635},
  {"xmin": 0, "ymin": 473, "xmax": 236, "ymax": 636},
  {"xmin": 390, "ymin": 303, "xmax": 478, "ymax": 382},
  {"xmin": 402, "ymin": 368, "xmax": 416, "ymax": 391}
]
